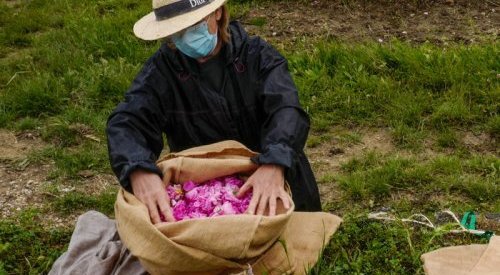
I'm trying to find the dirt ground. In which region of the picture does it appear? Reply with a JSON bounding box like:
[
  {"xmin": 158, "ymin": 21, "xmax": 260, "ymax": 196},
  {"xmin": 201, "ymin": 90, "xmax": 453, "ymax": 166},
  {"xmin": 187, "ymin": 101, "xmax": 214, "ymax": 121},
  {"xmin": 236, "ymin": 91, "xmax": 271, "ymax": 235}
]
[
  {"xmin": 0, "ymin": 0, "xmax": 498, "ymax": 224},
  {"xmin": 306, "ymin": 128, "xmax": 498, "ymax": 205},
  {"xmin": 0, "ymin": 130, "xmax": 116, "ymax": 226},
  {"xmin": 306, "ymin": 129, "xmax": 395, "ymax": 202},
  {"xmin": 2, "ymin": 125, "xmax": 495, "ymax": 226},
  {"xmin": 242, "ymin": 0, "xmax": 498, "ymax": 46},
  {"xmin": 0, "ymin": 130, "xmax": 47, "ymax": 217}
]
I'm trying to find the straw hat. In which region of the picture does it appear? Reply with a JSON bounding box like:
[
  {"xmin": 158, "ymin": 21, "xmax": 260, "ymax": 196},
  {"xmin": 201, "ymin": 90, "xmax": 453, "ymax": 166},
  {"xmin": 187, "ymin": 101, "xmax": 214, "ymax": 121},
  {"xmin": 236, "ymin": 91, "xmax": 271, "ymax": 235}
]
[{"xmin": 134, "ymin": 0, "xmax": 227, "ymax": 41}]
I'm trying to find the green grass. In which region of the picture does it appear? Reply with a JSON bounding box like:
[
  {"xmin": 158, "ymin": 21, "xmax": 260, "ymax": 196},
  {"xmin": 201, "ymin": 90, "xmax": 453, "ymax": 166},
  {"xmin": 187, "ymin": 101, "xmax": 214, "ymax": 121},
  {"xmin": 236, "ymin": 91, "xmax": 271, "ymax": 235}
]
[
  {"xmin": 0, "ymin": 209, "xmax": 71, "ymax": 274},
  {"xmin": 335, "ymin": 152, "xmax": 499, "ymax": 207},
  {"xmin": 315, "ymin": 150, "xmax": 498, "ymax": 274},
  {"xmin": 436, "ymin": 128, "xmax": 459, "ymax": 149},
  {"xmin": 248, "ymin": 17, "xmax": 267, "ymax": 27},
  {"xmin": 30, "ymin": 143, "xmax": 110, "ymax": 179},
  {"xmin": 288, "ymin": 41, "xmax": 499, "ymax": 144},
  {"xmin": 0, "ymin": 0, "xmax": 498, "ymax": 274},
  {"xmin": 52, "ymin": 190, "xmax": 117, "ymax": 216},
  {"xmin": 14, "ymin": 116, "xmax": 41, "ymax": 131},
  {"xmin": 307, "ymin": 133, "xmax": 334, "ymax": 148},
  {"xmin": 311, "ymin": 214, "xmax": 490, "ymax": 275},
  {"xmin": 486, "ymin": 115, "xmax": 500, "ymax": 138}
]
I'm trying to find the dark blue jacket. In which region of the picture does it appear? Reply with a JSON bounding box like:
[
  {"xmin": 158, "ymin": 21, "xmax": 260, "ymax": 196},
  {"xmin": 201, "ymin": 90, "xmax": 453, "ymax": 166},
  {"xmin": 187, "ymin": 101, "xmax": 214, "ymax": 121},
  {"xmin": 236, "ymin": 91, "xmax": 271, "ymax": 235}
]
[{"xmin": 106, "ymin": 21, "xmax": 321, "ymax": 211}]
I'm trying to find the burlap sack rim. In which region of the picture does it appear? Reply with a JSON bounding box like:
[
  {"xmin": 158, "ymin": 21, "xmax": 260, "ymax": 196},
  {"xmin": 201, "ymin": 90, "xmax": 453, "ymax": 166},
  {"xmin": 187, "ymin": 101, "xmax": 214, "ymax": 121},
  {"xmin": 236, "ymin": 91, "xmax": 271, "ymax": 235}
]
[
  {"xmin": 153, "ymin": 209, "xmax": 293, "ymax": 227},
  {"xmin": 158, "ymin": 140, "xmax": 258, "ymax": 162},
  {"xmin": 157, "ymin": 140, "xmax": 293, "ymax": 197}
]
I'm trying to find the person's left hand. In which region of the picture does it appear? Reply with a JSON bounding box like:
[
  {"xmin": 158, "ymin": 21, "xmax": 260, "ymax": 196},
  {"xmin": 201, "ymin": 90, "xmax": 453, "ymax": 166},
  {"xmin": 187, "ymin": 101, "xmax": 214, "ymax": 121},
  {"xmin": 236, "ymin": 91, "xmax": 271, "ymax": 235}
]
[{"xmin": 236, "ymin": 164, "xmax": 291, "ymax": 216}]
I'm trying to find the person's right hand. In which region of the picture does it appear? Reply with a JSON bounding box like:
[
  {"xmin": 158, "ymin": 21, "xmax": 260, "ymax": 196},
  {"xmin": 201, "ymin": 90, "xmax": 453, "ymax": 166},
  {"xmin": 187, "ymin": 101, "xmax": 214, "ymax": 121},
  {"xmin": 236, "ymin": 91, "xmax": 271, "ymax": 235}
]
[{"xmin": 130, "ymin": 170, "xmax": 175, "ymax": 224}]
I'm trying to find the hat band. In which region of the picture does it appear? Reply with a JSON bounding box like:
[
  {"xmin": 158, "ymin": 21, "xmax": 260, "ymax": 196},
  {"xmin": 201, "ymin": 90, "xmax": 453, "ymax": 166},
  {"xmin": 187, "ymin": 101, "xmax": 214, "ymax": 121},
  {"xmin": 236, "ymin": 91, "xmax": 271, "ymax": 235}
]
[{"xmin": 154, "ymin": 0, "xmax": 214, "ymax": 20}]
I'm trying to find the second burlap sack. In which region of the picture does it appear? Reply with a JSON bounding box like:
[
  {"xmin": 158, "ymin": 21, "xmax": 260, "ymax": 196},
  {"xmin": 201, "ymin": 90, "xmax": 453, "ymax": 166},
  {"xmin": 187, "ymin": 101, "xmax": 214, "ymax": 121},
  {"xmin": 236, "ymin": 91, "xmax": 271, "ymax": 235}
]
[
  {"xmin": 115, "ymin": 140, "xmax": 342, "ymax": 274},
  {"xmin": 421, "ymin": 236, "xmax": 500, "ymax": 275}
]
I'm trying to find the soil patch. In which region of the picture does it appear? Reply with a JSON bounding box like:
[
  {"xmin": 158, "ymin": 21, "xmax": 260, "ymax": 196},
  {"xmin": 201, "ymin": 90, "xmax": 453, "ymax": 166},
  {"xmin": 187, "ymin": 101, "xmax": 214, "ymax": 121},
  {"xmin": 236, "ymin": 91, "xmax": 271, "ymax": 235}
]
[
  {"xmin": 307, "ymin": 128, "xmax": 394, "ymax": 173},
  {"xmin": 0, "ymin": 130, "xmax": 49, "ymax": 218},
  {"xmin": 0, "ymin": 161, "xmax": 51, "ymax": 218},
  {"xmin": 0, "ymin": 130, "xmax": 44, "ymax": 161},
  {"xmin": 241, "ymin": 0, "xmax": 498, "ymax": 46},
  {"xmin": 0, "ymin": 129, "xmax": 119, "ymax": 222},
  {"xmin": 306, "ymin": 128, "xmax": 395, "ymax": 203},
  {"xmin": 461, "ymin": 131, "xmax": 499, "ymax": 154}
]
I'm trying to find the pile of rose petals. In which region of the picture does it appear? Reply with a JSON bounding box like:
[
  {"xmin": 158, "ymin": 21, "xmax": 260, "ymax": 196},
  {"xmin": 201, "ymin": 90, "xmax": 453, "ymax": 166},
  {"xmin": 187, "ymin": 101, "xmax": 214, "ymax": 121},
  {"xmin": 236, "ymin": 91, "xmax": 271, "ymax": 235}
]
[{"xmin": 165, "ymin": 175, "xmax": 252, "ymax": 221}]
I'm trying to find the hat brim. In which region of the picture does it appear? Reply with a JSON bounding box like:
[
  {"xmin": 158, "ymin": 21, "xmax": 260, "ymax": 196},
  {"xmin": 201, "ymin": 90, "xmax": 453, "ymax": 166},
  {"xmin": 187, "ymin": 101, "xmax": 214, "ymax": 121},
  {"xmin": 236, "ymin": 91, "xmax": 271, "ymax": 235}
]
[{"xmin": 133, "ymin": 0, "xmax": 227, "ymax": 41}]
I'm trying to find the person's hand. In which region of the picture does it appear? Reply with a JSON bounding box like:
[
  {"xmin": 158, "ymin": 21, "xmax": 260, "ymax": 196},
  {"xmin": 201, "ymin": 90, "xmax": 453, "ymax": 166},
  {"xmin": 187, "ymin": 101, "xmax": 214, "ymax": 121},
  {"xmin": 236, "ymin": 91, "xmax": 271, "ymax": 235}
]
[
  {"xmin": 236, "ymin": 164, "xmax": 291, "ymax": 216},
  {"xmin": 130, "ymin": 170, "xmax": 175, "ymax": 224}
]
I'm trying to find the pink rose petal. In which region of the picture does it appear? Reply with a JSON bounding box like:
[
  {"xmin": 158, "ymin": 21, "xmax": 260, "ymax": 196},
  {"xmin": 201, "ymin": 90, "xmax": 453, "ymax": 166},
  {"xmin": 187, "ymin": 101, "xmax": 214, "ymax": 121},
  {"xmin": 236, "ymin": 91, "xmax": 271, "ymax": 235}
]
[{"xmin": 163, "ymin": 175, "xmax": 252, "ymax": 221}]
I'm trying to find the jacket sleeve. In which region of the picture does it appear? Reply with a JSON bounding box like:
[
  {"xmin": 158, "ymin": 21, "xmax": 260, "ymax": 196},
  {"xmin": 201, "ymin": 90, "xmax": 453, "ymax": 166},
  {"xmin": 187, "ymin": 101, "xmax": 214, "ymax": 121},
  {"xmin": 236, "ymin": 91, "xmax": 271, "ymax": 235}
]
[
  {"xmin": 251, "ymin": 38, "xmax": 310, "ymax": 169},
  {"xmin": 106, "ymin": 57, "xmax": 168, "ymax": 193}
]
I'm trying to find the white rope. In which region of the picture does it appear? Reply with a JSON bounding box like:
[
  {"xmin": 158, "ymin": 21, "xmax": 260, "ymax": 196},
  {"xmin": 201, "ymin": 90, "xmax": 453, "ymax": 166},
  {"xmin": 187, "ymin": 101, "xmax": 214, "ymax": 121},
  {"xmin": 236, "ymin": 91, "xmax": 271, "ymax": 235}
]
[
  {"xmin": 368, "ymin": 210, "xmax": 495, "ymax": 237},
  {"xmin": 368, "ymin": 212, "xmax": 435, "ymax": 229},
  {"xmin": 404, "ymin": 214, "xmax": 435, "ymax": 229}
]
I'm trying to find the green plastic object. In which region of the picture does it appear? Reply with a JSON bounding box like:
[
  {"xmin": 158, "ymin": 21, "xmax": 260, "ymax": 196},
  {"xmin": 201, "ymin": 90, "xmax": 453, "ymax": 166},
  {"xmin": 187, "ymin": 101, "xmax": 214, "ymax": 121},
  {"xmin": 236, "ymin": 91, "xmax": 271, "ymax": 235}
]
[
  {"xmin": 461, "ymin": 211, "xmax": 494, "ymax": 240},
  {"xmin": 460, "ymin": 211, "xmax": 476, "ymax": 230}
]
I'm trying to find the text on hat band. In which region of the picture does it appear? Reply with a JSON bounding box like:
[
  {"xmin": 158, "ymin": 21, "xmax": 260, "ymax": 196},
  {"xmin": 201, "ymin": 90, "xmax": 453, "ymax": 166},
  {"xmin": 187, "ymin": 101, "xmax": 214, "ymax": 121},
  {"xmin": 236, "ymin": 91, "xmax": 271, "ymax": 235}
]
[{"xmin": 154, "ymin": 0, "xmax": 214, "ymax": 21}]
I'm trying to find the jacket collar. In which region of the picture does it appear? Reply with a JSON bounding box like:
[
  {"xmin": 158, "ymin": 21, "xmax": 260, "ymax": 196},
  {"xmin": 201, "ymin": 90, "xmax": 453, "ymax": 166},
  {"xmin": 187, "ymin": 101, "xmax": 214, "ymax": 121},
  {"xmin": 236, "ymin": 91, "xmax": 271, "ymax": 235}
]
[{"xmin": 225, "ymin": 21, "xmax": 248, "ymax": 65}]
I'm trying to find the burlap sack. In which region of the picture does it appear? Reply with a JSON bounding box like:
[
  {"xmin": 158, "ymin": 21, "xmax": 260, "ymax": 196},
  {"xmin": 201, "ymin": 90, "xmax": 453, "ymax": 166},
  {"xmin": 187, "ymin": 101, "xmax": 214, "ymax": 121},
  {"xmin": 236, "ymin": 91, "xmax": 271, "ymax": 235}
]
[
  {"xmin": 421, "ymin": 236, "xmax": 500, "ymax": 275},
  {"xmin": 115, "ymin": 140, "xmax": 342, "ymax": 274},
  {"xmin": 252, "ymin": 212, "xmax": 342, "ymax": 274}
]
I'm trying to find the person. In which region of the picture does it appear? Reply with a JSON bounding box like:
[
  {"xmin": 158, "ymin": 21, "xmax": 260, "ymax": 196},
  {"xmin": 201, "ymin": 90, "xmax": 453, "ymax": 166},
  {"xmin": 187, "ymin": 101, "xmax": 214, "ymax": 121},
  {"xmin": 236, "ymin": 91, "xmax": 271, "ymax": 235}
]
[{"xmin": 106, "ymin": 0, "xmax": 321, "ymax": 224}]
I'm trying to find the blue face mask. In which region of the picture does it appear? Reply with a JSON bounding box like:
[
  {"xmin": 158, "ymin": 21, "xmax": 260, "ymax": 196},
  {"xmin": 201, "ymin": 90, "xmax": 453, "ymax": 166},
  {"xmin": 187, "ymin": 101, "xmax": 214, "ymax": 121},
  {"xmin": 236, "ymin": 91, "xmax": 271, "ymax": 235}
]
[{"xmin": 172, "ymin": 20, "xmax": 218, "ymax": 59}]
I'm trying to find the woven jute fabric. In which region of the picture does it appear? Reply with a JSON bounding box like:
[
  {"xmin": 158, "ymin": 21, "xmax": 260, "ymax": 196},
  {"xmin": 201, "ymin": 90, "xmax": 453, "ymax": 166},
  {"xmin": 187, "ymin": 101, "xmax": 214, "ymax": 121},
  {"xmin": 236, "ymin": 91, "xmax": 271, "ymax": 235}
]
[
  {"xmin": 115, "ymin": 140, "xmax": 342, "ymax": 274},
  {"xmin": 421, "ymin": 236, "xmax": 500, "ymax": 275}
]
